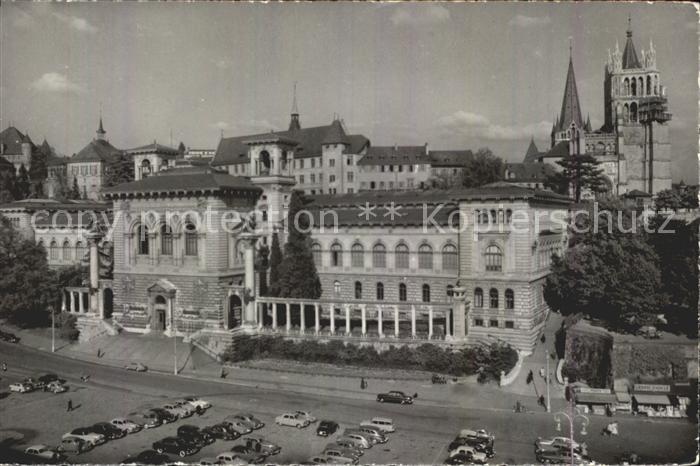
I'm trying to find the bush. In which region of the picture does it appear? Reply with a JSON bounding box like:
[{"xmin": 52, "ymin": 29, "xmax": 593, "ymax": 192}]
[
  {"xmin": 54, "ymin": 312, "xmax": 79, "ymax": 341},
  {"xmin": 221, "ymin": 336, "xmax": 518, "ymax": 382}
]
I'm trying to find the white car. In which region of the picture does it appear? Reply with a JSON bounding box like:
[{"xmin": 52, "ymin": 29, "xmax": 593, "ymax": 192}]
[
  {"xmin": 111, "ymin": 418, "xmax": 142, "ymax": 434},
  {"xmin": 63, "ymin": 429, "xmax": 106, "ymax": 446},
  {"xmin": 45, "ymin": 381, "xmax": 68, "ymax": 393},
  {"xmin": 183, "ymin": 396, "xmax": 212, "ymax": 412},
  {"xmin": 9, "ymin": 382, "xmax": 33, "ymax": 393},
  {"xmin": 24, "ymin": 445, "xmax": 65, "ymax": 461},
  {"xmin": 536, "ymin": 436, "xmax": 581, "ymax": 452},
  {"xmin": 216, "ymin": 452, "xmax": 247, "ymax": 465},
  {"xmin": 360, "ymin": 417, "xmax": 395, "ymax": 433},
  {"xmin": 295, "ymin": 410, "xmax": 317, "ymax": 423},
  {"xmin": 323, "ymin": 448, "xmax": 360, "ymax": 464},
  {"xmin": 459, "ymin": 429, "xmax": 495, "ymax": 442},
  {"xmin": 275, "ymin": 412, "xmax": 310, "ymax": 428},
  {"xmin": 449, "ymin": 445, "xmax": 488, "ymax": 463}
]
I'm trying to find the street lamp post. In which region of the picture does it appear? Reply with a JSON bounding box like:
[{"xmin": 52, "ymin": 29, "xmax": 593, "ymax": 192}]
[
  {"xmin": 50, "ymin": 305, "xmax": 56, "ymax": 353},
  {"xmin": 553, "ymin": 394, "xmax": 589, "ymax": 464},
  {"xmin": 546, "ymin": 349, "xmax": 551, "ymax": 412}
]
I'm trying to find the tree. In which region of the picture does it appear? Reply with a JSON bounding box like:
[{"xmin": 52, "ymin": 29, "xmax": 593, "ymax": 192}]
[
  {"xmin": 28, "ymin": 145, "xmax": 48, "ymax": 189},
  {"xmin": 256, "ymin": 243, "xmax": 270, "ymax": 297},
  {"xmin": 0, "ymin": 215, "xmax": 59, "ymax": 327},
  {"xmin": 545, "ymin": 154, "xmax": 608, "ymax": 202},
  {"xmin": 178, "ymin": 141, "xmax": 186, "ymax": 155},
  {"xmin": 52, "ymin": 168, "xmax": 70, "ymax": 200},
  {"xmin": 104, "ymin": 152, "xmax": 135, "ymax": 187},
  {"xmin": 0, "ymin": 169, "xmax": 16, "ymax": 203},
  {"xmin": 428, "ymin": 171, "xmax": 462, "ymax": 190},
  {"xmin": 460, "ymin": 148, "xmax": 503, "ymax": 188},
  {"xmin": 654, "ymin": 188, "xmax": 682, "ymax": 212},
  {"xmin": 267, "ymin": 231, "xmax": 283, "ymax": 297},
  {"xmin": 69, "ymin": 176, "xmax": 81, "ymax": 200},
  {"xmin": 544, "ymin": 199, "xmax": 664, "ymax": 331},
  {"xmin": 15, "ymin": 164, "xmax": 31, "ymax": 200},
  {"xmin": 277, "ymin": 191, "xmax": 321, "ymax": 299}
]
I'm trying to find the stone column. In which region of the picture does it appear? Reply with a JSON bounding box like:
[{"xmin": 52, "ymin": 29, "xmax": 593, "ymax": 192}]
[
  {"xmin": 377, "ymin": 305, "xmax": 383, "ymax": 337},
  {"xmin": 330, "ymin": 304, "xmax": 335, "ymax": 334},
  {"xmin": 78, "ymin": 292, "xmax": 85, "ymax": 313},
  {"xmin": 272, "ymin": 303, "xmax": 278, "ymax": 330},
  {"xmin": 428, "ymin": 306, "xmax": 434, "ymax": 339},
  {"xmin": 314, "ymin": 303, "xmax": 320, "ymax": 334},
  {"xmin": 87, "ymin": 230, "xmax": 102, "ymax": 315},
  {"xmin": 445, "ymin": 309, "xmax": 451, "ymax": 338},
  {"xmin": 239, "ymin": 232, "xmax": 259, "ymax": 326},
  {"xmin": 286, "ymin": 303, "xmax": 291, "ymax": 333},
  {"xmin": 452, "ymin": 286, "xmax": 468, "ymax": 340},
  {"xmin": 411, "ymin": 305, "xmax": 416, "ymax": 338},
  {"xmin": 360, "ymin": 305, "xmax": 367, "ymax": 336},
  {"xmin": 300, "ymin": 302, "xmax": 306, "ymax": 333},
  {"xmin": 70, "ymin": 291, "xmax": 76, "ymax": 313},
  {"xmin": 394, "ymin": 305, "xmax": 399, "ymax": 338},
  {"xmin": 258, "ymin": 303, "xmax": 264, "ymax": 329},
  {"xmin": 61, "ymin": 291, "xmax": 66, "ymax": 313},
  {"xmin": 345, "ymin": 305, "xmax": 351, "ymax": 335}
]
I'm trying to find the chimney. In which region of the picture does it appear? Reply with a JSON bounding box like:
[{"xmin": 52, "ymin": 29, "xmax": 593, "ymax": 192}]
[{"xmin": 424, "ymin": 142, "xmax": 429, "ymax": 155}]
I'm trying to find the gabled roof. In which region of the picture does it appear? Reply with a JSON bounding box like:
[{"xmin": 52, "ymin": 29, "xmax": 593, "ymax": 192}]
[
  {"xmin": 542, "ymin": 140, "xmax": 570, "ymax": 159},
  {"xmin": 556, "ymin": 57, "xmax": 584, "ymax": 132},
  {"xmin": 0, "ymin": 126, "xmax": 31, "ymax": 154},
  {"xmin": 126, "ymin": 142, "xmax": 180, "ymax": 156},
  {"xmin": 523, "ymin": 138, "xmax": 539, "ymax": 163},
  {"xmin": 622, "ymin": 24, "xmax": 641, "ymax": 70},
  {"xmin": 358, "ymin": 145, "xmax": 429, "ymax": 166},
  {"xmin": 321, "ymin": 119, "xmax": 350, "ymax": 145},
  {"xmin": 212, "ymin": 122, "xmax": 369, "ymax": 166},
  {"xmin": 101, "ymin": 164, "xmax": 261, "ymax": 198},
  {"xmin": 47, "ymin": 155, "xmax": 69, "ymax": 167},
  {"xmin": 505, "ymin": 162, "xmax": 555, "ymax": 182},
  {"xmin": 71, "ymin": 139, "xmax": 122, "ymax": 163},
  {"xmin": 428, "ymin": 150, "xmax": 474, "ymax": 167}
]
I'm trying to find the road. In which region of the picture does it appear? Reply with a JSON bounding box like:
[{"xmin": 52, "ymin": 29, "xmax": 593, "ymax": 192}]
[{"xmin": 0, "ymin": 341, "xmax": 696, "ymax": 464}]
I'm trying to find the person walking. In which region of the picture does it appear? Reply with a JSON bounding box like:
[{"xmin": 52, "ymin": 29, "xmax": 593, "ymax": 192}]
[
  {"xmin": 1, "ymin": 362, "xmax": 6, "ymax": 371},
  {"xmin": 526, "ymin": 370, "xmax": 533, "ymax": 384},
  {"xmin": 360, "ymin": 377, "xmax": 366, "ymax": 390},
  {"xmin": 67, "ymin": 399, "xmax": 73, "ymax": 412}
]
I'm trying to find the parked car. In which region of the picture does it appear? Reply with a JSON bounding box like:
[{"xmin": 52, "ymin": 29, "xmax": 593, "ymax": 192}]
[
  {"xmin": 448, "ymin": 445, "xmax": 488, "ymax": 464},
  {"xmin": 360, "ymin": 417, "xmax": 395, "ymax": 433},
  {"xmin": 57, "ymin": 436, "xmax": 91, "ymax": 454},
  {"xmin": 229, "ymin": 445, "xmax": 266, "ymax": 464},
  {"xmin": 222, "ymin": 417, "xmax": 253, "ymax": 434},
  {"xmin": 162, "ymin": 402, "xmax": 191, "ymax": 418},
  {"xmin": 376, "ymin": 390, "xmax": 413, "ymax": 404},
  {"xmin": 244, "ymin": 437, "xmax": 281, "ymax": 456},
  {"xmin": 333, "ymin": 439, "xmax": 364, "ymax": 456},
  {"xmin": 343, "ymin": 428, "xmax": 380, "ymax": 445},
  {"xmin": 63, "ymin": 428, "xmax": 106, "ymax": 446},
  {"xmin": 149, "ymin": 408, "xmax": 178, "ymax": 424},
  {"xmin": 317, "ymin": 420, "xmax": 340, "ymax": 437},
  {"xmin": 322, "ymin": 448, "xmax": 359, "ymax": 464},
  {"xmin": 121, "ymin": 449, "xmax": 171, "ymax": 465},
  {"xmin": 458, "ymin": 429, "xmax": 495, "ymax": 444},
  {"xmin": 307, "ymin": 454, "xmax": 354, "ymax": 464},
  {"xmin": 45, "ymin": 381, "xmax": 68, "ymax": 393},
  {"xmin": 227, "ymin": 414, "xmax": 260, "ymax": 431},
  {"xmin": 637, "ymin": 325, "xmax": 660, "ymax": 339},
  {"xmin": 275, "ymin": 412, "xmax": 311, "ymax": 428},
  {"xmin": 9, "ymin": 382, "xmax": 34, "ymax": 393},
  {"xmin": 448, "ymin": 436, "xmax": 494, "ymax": 457},
  {"xmin": 177, "ymin": 425, "xmax": 215, "ymax": 447},
  {"xmin": 445, "ymin": 452, "xmax": 486, "ymax": 465},
  {"xmin": 111, "ymin": 418, "xmax": 143, "ymax": 434},
  {"xmin": 24, "ymin": 445, "xmax": 66, "ymax": 462},
  {"xmin": 173, "ymin": 400, "xmax": 197, "ymax": 416},
  {"xmin": 536, "ymin": 448, "xmax": 588, "ymax": 464},
  {"xmin": 183, "ymin": 395, "xmax": 212, "ymax": 413},
  {"xmin": 38, "ymin": 373, "xmax": 61, "ymax": 384},
  {"xmin": 198, "ymin": 457, "xmax": 219, "ymax": 465},
  {"xmin": 324, "ymin": 445, "xmax": 361, "ymax": 460},
  {"xmin": 216, "ymin": 452, "xmax": 247, "ymax": 464},
  {"xmin": 0, "ymin": 330, "xmax": 19, "ymax": 343},
  {"xmin": 128, "ymin": 411, "xmax": 162, "ymax": 429},
  {"xmin": 535, "ymin": 436, "xmax": 581, "ymax": 453},
  {"xmin": 236, "ymin": 413, "xmax": 265, "ymax": 429},
  {"xmin": 338, "ymin": 434, "xmax": 371, "ymax": 450},
  {"xmin": 295, "ymin": 410, "xmax": 317, "ymax": 423},
  {"xmin": 89, "ymin": 422, "xmax": 127, "ymax": 440},
  {"xmin": 23, "ymin": 377, "xmax": 45, "ymax": 390},
  {"xmin": 203, "ymin": 423, "xmax": 240, "ymax": 440},
  {"xmin": 152, "ymin": 437, "xmax": 199, "ymax": 457},
  {"xmin": 125, "ymin": 362, "xmax": 148, "ymax": 372},
  {"xmin": 353, "ymin": 426, "xmax": 387, "ymax": 444}
]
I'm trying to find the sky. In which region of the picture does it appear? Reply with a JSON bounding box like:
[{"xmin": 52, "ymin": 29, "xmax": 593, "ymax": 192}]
[{"xmin": 1, "ymin": 2, "xmax": 697, "ymax": 182}]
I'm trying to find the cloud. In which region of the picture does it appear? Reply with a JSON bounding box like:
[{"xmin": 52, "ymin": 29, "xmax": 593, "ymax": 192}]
[
  {"xmin": 437, "ymin": 110, "xmax": 552, "ymax": 141},
  {"xmin": 390, "ymin": 5, "xmax": 450, "ymax": 26},
  {"xmin": 508, "ymin": 14, "xmax": 551, "ymax": 28},
  {"xmin": 53, "ymin": 12, "xmax": 98, "ymax": 33},
  {"xmin": 30, "ymin": 72, "xmax": 84, "ymax": 94}
]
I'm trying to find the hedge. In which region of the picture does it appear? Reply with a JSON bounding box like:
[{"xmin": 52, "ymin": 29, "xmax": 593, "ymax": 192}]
[{"xmin": 222, "ymin": 336, "xmax": 518, "ymax": 383}]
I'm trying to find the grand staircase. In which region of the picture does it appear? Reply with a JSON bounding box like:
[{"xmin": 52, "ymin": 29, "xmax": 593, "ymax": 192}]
[{"xmin": 75, "ymin": 314, "xmax": 119, "ymax": 343}]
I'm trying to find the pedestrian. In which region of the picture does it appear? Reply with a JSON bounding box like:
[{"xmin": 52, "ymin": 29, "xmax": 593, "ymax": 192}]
[
  {"xmin": 539, "ymin": 367, "xmax": 545, "ymax": 378},
  {"xmin": 97, "ymin": 348, "xmax": 102, "ymax": 358},
  {"xmin": 1, "ymin": 362, "xmax": 6, "ymax": 371},
  {"xmin": 540, "ymin": 334, "xmax": 546, "ymax": 344},
  {"xmin": 538, "ymin": 395, "xmax": 545, "ymax": 408},
  {"xmin": 360, "ymin": 377, "xmax": 366, "ymax": 390},
  {"xmin": 526, "ymin": 370, "xmax": 533, "ymax": 384},
  {"xmin": 413, "ymin": 392, "xmax": 418, "ymax": 399},
  {"xmin": 220, "ymin": 367, "xmax": 226, "ymax": 379},
  {"xmin": 67, "ymin": 399, "xmax": 73, "ymax": 412}
]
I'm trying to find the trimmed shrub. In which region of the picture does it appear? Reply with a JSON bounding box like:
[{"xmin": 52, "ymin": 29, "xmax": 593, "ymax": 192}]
[{"xmin": 54, "ymin": 311, "xmax": 79, "ymax": 341}]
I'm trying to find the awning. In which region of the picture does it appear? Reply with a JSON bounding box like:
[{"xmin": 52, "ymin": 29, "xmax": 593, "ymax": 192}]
[
  {"xmin": 615, "ymin": 392, "xmax": 631, "ymax": 403},
  {"xmin": 574, "ymin": 392, "xmax": 617, "ymax": 404},
  {"xmin": 633, "ymin": 394, "xmax": 671, "ymax": 405}
]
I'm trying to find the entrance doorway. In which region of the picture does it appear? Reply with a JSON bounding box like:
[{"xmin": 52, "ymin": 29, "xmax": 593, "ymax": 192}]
[
  {"xmin": 228, "ymin": 295, "xmax": 242, "ymax": 329},
  {"xmin": 103, "ymin": 288, "xmax": 113, "ymax": 319},
  {"xmin": 154, "ymin": 295, "xmax": 167, "ymax": 331}
]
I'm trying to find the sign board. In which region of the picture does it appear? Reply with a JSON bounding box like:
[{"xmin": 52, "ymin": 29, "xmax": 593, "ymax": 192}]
[
  {"xmin": 634, "ymin": 384, "xmax": 670, "ymax": 393},
  {"xmin": 578, "ymin": 387, "xmax": 612, "ymax": 394}
]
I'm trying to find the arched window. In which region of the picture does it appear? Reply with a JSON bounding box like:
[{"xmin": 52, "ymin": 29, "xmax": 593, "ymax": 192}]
[
  {"xmin": 334, "ymin": 280, "xmax": 341, "ymax": 296},
  {"xmin": 351, "ymin": 243, "xmax": 364, "ymax": 268},
  {"xmin": 654, "ymin": 75, "xmax": 658, "ymax": 95},
  {"xmin": 623, "ymin": 78, "xmax": 630, "ymax": 96},
  {"xmin": 646, "ymin": 75, "xmax": 652, "ymax": 95},
  {"xmin": 141, "ymin": 159, "xmax": 152, "ymax": 178},
  {"xmin": 474, "ymin": 288, "xmax": 483, "ymax": 308},
  {"xmin": 354, "ymin": 281, "xmax": 362, "ymax": 299},
  {"xmin": 330, "ymin": 242, "xmax": 343, "ymax": 267},
  {"xmin": 395, "ymin": 244, "xmax": 409, "ymax": 269},
  {"xmin": 372, "ymin": 243, "xmax": 386, "ymax": 268},
  {"xmin": 399, "ymin": 283, "xmax": 407, "ymax": 301},
  {"xmin": 376, "ymin": 282, "xmax": 384, "ymax": 301},
  {"xmin": 184, "ymin": 222, "xmax": 198, "ymax": 256},
  {"xmin": 137, "ymin": 224, "xmax": 149, "ymax": 255},
  {"xmin": 505, "ymin": 289, "xmax": 514, "ymax": 310},
  {"xmin": 422, "ymin": 284, "xmax": 431, "ymax": 303},
  {"xmin": 630, "ymin": 102, "xmax": 637, "ymax": 123},
  {"xmin": 489, "ymin": 288, "xmax": 499, "ymax": 309},
  {"xmin": 485, "ymin": 245, "xmax": 502, "ymax": 271},
  {"xmin": 505, "ymin": 209, "xmax": 512, "ymax": 223},
  {"xmin": 418, "ymin": 244, "xmax": 433, "ymax": 269},
  {"xmin": 442, "ymin": 244, "xmax": 458, "ymax": 271},
  {"xmin": 631, "ymin": 78, "xmax": 636, "ymax": 96},
  {"xmin": 75, "ymin": 241, "xmax": 86, "ymax": 261},
  {"xmin": 447, "ymin": 285, "xmax": 454, "ymax": 299},
  {"xmin": 49, "ymin": 240, "xmax": 58, "ymax": 260},
  {"xmin": 311, "ymin": 242, "xmax": 322, "ymax": 266},
  {"xmin": 259, "ymin": 150, "xmax": 271, "ymax": 175},
  {"xmin": 638, "ymin": 77, "xmax": 644, "ymax": 96},
  {"xmin": 62, "ymin": 240, "xmax": 71, "ymax": 261},
  {"xmin": 623, "ymin": 104, "xmax": 629, "ymax": 123},
  {"xmin": 160, "ymin": 224, "xmax": 173, "ymax": 256}
]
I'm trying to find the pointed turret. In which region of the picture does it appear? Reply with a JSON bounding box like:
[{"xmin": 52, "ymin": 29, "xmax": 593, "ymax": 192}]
[
  {"xmin": 622, "ymin": 16, "xmax": 641, "ymax": 69},
  {"xmin": 585, "ymin": 114, "xmax": 592, "ymax": 132},
  {"xmin": 288, "ymin": 83, "xmax": 301, "ymax": 131},
  {"xmin": 523, "ymin": 137, "xmax": 539, "ymax": 163},
  {"xmin": 96, "ymin": 117, "xmax": 106, "ymax": 141},
  {"xmin": 556, "ymin": 52, "xmax": 584, "ymax": 133},
  {"xmin": 322, "ymin": 118, "xmax": 349, "ymax": 146}
]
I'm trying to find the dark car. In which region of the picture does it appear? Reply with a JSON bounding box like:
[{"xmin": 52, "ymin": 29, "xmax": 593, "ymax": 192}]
[
  {"xmin": 448, "ymin": 437, "xmax": 495, "ymax": 457},
  {"xmin": 89, "ymin": 422, "xmax": 127, "ymax": 440},
  {"xmin": 376, "ymin": 390, "xmax": 413, "ymax": 404},
  {"xmin": 152, "ymin": 437, "xmax": 199, "ymax": 458},
  {"xmin": 149, "ymin": 408, "xmax": 177, "ymax": 424},
  {"xmin": 230, "ymin": 445, "xmax": 266, "ymax": 464},
  {"xmin": 121, "ymin": 449, "xmax": 171, "ymax": 465},
  {"xmin": 445, "ymin": 452, "xmax": 485, "ymax": 465},
  {"xmin": 202, "ymin": 423, "xmax": 240, "ymax": 440},
  {"xmin": 38, "ymin": 373, "xmax": 61, "ymax": 385},
  {"xmin": 317, "ymin": 420, "xmax": 340, "ymax": 437},
  {"xmin": 0, "ymin": 330, "xmax": 19, "ymax": 343},
  {"xmin": 177, "ymin": 425, "xmax": 215, "ymax": 447}
]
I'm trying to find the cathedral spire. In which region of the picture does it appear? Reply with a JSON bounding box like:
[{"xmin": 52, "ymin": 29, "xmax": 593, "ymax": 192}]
[
  {"xmin": 288, "ymin": 82, "xmax": 301, "ymax": 131},
  {"xmin": 622, "ymin": 15, "xmax": 641, "ymax": 69},
  {"xmin": 557, "ymin": 47, "xmax": 584, "ymax": 133}
]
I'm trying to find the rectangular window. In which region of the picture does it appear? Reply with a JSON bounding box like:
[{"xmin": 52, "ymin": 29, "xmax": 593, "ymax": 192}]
[
  {"xmin": 505, "ymin": 321, "xmax": 514, "ymax": 329},
  {"xmin": 319, "ymin": 158, "xmax": 322, "ymax": 167},
  {"xmin": 489, "ymin": 319, "xmax": 499, "ymax": 328},
  {"xmin": 329, "ymin": 159, "xmax": 336, "ymax": 168},
  {"xmin": 311, "ymin": 158, "xmax": 316, "ymax": 168},
  {"xmin": 299, "ymin": 175, "xmax": 305, "ymax": 184},
  {"xmin": 398, "ymin": 165, "xmax": 403, "ymax": 172},
  {"xmin": 347, "ymin": 156, "xmax": 352, "ymax": 165},
  {"xmin": 347, "ymin": 188, "xmax": 354, "ymax": 194},
  {"xmin": 474, "ymin": 318, "xmax": 484, "ymax": 327},
  {"xmin": 310, "ymin": 174, "xmax": 315, "ymax": 183},
  {"xmin": 329, "ymin": 175, "xmax": 336, "ymax": 183},
  {"xmin": 185, "ymin": 232, "xmax": 198, "ymax": 256},
  {"xmin": 388, "ymin": 181, "xmax": 394, "ymax": 189},
  {"xmin": 347, "ymin": 172, "xmax": 354, "ymax": 182},
  {"xmin": 319, "ymin": 173, "xmax": 323, "ymax": 182},
  {"xmin": 389, "ymin": 165, "xmax": 394, "ymax": 172}
]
